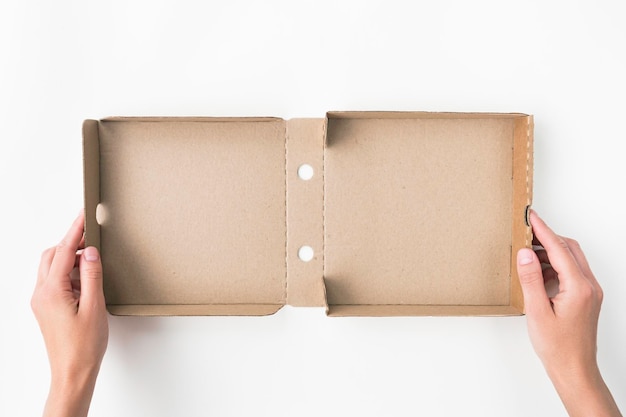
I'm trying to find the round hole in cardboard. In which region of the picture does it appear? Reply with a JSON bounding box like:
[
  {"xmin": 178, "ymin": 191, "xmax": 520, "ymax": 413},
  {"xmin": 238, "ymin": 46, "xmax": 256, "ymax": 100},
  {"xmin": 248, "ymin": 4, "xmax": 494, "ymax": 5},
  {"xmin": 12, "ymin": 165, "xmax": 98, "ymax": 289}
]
[
  {"xmin": 298, "ymin": 245, "xmax": 314, "ymax": 262},
  {"xmin": 297, "ymin": 164, "xmax": 314, "ymax": 180},
  {"xmin": 95, "ymin": 203, "xmax": 107, "ymax": 226}
]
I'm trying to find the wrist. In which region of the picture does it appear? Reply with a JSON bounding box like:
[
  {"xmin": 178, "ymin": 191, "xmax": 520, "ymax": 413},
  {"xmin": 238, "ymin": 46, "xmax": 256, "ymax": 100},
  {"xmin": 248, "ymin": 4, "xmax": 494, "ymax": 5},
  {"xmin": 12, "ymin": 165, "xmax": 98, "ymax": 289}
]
[
  {"xmin": 45, "ymin": 365, "xmax": 101, "ymax": 417},
  {"xmin": 544, "ymin": 355, "xmax": 601, "ymax": 386},
  {"xmin": 545, "ymin": 362, "xmax": 621, "ymax": 417}
]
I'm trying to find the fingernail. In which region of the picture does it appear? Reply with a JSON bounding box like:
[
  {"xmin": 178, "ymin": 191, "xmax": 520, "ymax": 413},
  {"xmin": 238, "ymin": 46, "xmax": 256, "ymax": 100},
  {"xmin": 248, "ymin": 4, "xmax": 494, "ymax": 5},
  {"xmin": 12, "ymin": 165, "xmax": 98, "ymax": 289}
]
[
  {"xmin": 84, "ymin": 246, "xmax": 100, "ymax": 262},
  {"xmin": 517, "ymin": 248, "xmax": 534, "ymax": 266}
]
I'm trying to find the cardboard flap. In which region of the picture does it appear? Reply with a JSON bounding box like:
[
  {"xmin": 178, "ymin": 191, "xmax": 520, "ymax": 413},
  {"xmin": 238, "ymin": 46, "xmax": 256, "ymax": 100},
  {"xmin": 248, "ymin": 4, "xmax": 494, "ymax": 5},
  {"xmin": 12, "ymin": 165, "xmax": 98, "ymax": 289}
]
[
  {"xmin": 107, "ymin": 304, "xmax": 283, "ymax": 316},
  {"xmin": 82, "ymin": 119, "xmax": 100, "ymax": 250},
  {"xmin": 510, "ymin": 115, "xmax": 534, "ymax": 313},
  {"xmin": 285, "ymin": 119, "xmax": 326, "ymax": 307}
]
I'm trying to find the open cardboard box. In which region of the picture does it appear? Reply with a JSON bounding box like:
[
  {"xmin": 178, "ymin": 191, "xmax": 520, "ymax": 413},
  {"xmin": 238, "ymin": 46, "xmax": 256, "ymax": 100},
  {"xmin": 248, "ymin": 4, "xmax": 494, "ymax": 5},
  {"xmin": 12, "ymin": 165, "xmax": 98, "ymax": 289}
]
[{"xmin": 83, "ymin": 112, "xmax": 533, "ymax": 316}]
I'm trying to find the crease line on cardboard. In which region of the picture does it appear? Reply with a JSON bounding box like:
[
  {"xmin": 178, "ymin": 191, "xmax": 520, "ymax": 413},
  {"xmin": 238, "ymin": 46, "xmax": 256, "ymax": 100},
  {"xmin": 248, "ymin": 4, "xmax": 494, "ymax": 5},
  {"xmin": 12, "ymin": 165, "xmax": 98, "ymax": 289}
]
[
  {"xmin": 107, "ymin": 303, "xmax": 285, "ymax": 306},
  {"xmin": 325, "ymin": 303, "xmax": 513, "ymax": 307},
  {"xmin": 283, "ymin": 120, "xmax": 288, "ymax": 305},
  {"xmin": 322, "ymin": 117, "xmax": 327, "ymax": 301}
]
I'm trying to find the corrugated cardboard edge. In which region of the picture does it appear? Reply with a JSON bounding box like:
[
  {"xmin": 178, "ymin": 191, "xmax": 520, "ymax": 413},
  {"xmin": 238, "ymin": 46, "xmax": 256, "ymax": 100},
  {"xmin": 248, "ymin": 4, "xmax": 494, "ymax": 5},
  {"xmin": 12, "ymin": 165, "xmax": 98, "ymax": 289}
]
[
  {"xmin": 511, "ymin": 115, "xmax": 534, "ymax": 314},
  {"xmin": 82, "ymin": 120, "xmax": 101, "ymax": 250},
  {"xmin": 326, "ymin": 305, "xmax": 524, "ymax": 317},
  {"xmin": 107, "ymin": 304, "xmax": 283, "ymax": 316},
  {"xmin": 325, "ymin": 111, "xmax": 530, "ymax": 120},
  {"xmin": 100, "ymin": 116, "xmax": 283, "ymax": 123}
]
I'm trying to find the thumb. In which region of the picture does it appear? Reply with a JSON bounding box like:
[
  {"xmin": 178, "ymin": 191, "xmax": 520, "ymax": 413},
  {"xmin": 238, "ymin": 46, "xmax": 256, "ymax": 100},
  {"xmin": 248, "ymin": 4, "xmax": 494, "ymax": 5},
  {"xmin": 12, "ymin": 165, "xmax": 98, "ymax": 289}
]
[
  {"xmin": 79, "ymin": 246, "xmax": 105, "ymax": 308},
  {"xmin": 517, "ymin": 248, "xmax": 552, "ymax": 318}
]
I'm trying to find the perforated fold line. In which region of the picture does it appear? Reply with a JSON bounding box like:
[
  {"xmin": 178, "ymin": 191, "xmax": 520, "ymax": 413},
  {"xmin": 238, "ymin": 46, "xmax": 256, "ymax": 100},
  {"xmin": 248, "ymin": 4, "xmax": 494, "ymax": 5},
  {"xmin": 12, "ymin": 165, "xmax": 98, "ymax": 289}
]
[
  {"xmin": 322, "ymin": 119, "xmax": 327, "ymax": 290},
  {"xmin": 283, "ymin": 121, "xmax": 289, "ymax": 304}
]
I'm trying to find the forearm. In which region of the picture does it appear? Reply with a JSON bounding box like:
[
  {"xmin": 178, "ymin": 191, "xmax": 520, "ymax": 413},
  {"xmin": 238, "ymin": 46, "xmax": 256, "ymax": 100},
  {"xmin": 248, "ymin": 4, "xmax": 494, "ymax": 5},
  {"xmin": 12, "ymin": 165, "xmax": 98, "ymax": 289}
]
[
  {"xmin": 43, "ymin": 368, "xmax": 100, "ymax": 417},
  {"xmin": 546, "ymin": 363, "xmax": 622, "ymax": 417}
]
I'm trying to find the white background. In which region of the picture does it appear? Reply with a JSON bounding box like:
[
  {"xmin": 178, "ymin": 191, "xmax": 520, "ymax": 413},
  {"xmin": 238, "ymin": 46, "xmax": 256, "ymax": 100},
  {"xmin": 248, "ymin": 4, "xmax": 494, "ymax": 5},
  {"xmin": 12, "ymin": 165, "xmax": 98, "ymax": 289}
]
[{"xmin": 1, "ymin": 1, "xmax": 625, "ymax": 416}]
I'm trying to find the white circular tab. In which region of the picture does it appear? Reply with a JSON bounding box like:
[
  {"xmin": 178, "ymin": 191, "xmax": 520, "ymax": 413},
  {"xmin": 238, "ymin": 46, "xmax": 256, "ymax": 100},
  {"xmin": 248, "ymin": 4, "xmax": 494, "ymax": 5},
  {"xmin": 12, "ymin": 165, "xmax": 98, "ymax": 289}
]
[
  {"xmin": 297, "ymin": 164, "xmax": 314, "ymax": 180},
  {"xmin": 298, "ymin": 245, "xmax": 314, "ymax": 262}
]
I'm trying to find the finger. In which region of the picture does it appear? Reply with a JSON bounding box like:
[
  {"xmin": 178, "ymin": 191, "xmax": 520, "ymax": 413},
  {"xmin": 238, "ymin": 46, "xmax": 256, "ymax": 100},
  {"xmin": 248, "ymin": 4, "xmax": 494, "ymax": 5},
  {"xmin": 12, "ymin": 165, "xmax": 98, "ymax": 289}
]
[
  {"xmin": 561, "ymin": 237, "xmax": 592, "ymax": 278},
  {"xmin": 532, "ymin": 235, "xmax": 541, "ymax": 246},
  {"xmin": 517, "ymin": 247, "xmax": 553, "ymax": 318},
  {"xmin": 37, "ymin": 247, "xmax": 56, "ymax": 286},
  {"xmin": 542, "ymin": 266, "xmax": 559, "ymax": 283},
  {"xmin": 535, "ymin": 249, "xmax": 550, "ymax": 265},
  {"xmin": 544, "ymin": 275, "xmax": 560, "ymax": 299},
  {"xmin": 49, "ymin": 212, "xmax": 86, "ymax": 280},
  {"xmin": 78, "ymin": 246, "xmax": 105, "ymax": 311},
  {"xmin": 529, "ymin": 211, "xmax": 585, "ymax": 287},
  {"xmin": 70, "ymin": 267, "xmax": 81, "ymax": 292},
  {"xmin": 563, "ymin": 237, "xmax": 603, "ymax": 295},
  {"xmin": 74, "ymin": 251, "xmax": 84, "ymax": 268}
]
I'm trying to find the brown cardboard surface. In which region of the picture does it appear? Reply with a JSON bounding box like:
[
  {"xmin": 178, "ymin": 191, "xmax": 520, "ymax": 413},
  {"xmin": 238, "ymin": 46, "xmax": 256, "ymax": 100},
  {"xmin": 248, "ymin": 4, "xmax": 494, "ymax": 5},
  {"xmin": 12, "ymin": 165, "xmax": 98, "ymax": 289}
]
[
  {"xmin": 85, "ymin": 118, "xmax": 287, "ymax": 315},
  {"xmin": 83, "ymin": 112, "xmax": 533, "ymax": 316},
  {"xmin": 323, "ymin": 113, "xmax": 532, "ymax": 316},
  {"xmin": 285, "ymin": 119, "xmax": 326, "ymax": 307}
]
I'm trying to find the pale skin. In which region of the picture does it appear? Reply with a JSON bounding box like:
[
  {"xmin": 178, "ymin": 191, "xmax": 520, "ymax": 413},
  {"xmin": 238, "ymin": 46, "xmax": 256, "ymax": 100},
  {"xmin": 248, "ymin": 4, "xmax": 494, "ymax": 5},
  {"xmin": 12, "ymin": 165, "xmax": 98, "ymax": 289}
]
[
  {"xmin": 517, "ymin": 210, "xmax": 622, "ymax": 417},
  {"xmin": 32, "ymin": 210, "xmax": 621, "ymax": 416},
  {"xmin": 31, "ymin": 211, "xmax": 108, "ymax": 417}
]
